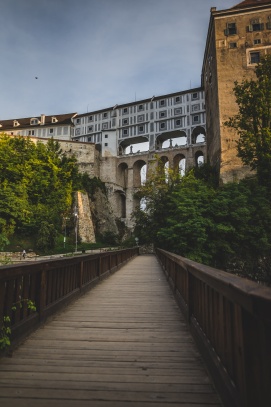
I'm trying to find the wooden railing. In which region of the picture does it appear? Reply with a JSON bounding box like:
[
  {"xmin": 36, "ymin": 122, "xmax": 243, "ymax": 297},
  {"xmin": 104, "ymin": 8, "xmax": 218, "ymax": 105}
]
[
  {"xmin": 0, "ymin": 248, "xmax": 138, "ymax": 349},
  {"xmin": 156, "ymin": 248, "xmax": 271, "ymax": 407}
]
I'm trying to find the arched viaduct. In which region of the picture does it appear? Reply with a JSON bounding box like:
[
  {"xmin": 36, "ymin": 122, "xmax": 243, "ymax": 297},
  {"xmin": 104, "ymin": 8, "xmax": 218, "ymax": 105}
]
[{"xmin": 101, "ymin": 141, "xmax": 206, "ymax": 228}]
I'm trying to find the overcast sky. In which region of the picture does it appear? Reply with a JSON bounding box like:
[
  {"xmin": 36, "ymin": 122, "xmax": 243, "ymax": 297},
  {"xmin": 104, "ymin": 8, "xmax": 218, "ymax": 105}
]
[{"xmin": 0, "ymin": 0, "xmax": 238, "ymax": 119}]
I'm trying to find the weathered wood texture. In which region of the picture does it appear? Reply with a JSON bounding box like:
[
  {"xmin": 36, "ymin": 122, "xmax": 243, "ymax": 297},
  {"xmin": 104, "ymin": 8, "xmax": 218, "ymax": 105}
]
[
  {"xmin": 0, "ymin": 255, "xmax": 222, "ymax": 407},
  {"xmin": 156, "ymin": 248, "xmax": 271, "ymax": 407},
  {"xmin": 0, "ymin": 248, "xmax": 138, "ymax": 347}
]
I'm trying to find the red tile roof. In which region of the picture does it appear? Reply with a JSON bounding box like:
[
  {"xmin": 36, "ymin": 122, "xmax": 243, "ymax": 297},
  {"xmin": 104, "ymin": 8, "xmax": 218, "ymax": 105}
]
[
  {"xmin": 0, "ymin": 113, "xmax": 76, "ymax": 130},
  {"xmin": 232, "ymin": 0, "xmax": 271, "ymax": 9}
]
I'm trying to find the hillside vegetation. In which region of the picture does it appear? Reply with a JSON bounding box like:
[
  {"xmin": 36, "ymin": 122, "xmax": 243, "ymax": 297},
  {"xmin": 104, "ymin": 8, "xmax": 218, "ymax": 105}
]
[{"xmin": 0, "ymin": 135, "xmax": 98, "ymax": 253}]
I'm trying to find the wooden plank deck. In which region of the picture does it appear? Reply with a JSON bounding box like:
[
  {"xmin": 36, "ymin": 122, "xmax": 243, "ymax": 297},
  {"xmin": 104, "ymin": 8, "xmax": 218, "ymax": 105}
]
[{"xmin": 0, "ymin": 254, "xmax": 222, "ymax": 407}]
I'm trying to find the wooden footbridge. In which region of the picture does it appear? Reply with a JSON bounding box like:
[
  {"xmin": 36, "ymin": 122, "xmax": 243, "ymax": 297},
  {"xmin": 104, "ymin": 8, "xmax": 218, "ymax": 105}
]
[{"xmin": 0, "ymin": 248, "xmax": 270, "ymax": 407}]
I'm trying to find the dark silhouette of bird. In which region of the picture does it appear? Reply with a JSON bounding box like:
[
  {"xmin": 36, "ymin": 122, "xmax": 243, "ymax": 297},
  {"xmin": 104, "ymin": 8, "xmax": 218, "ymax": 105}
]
[{"xmin": 35, "ymin": 77, "xmax": 38, "ymax": 79}]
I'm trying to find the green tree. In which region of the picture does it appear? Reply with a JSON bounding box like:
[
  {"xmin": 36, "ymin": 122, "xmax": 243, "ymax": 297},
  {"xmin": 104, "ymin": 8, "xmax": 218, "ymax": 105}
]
[
  {"xmin": 0, "ymin": 134, "xmax": 92, "ymax": 251},
  {"xmin": 225, "ymin": 55, "xmax": 271, "ymax": 185},
  {"xmin": 36, "ymin": 221, "xmax": 57, "ymax": 250},
  {"xmin": 133, "ymin": 158, "xmax": 271, "ymax": 283},
  {"xmin": 133, "ymin": 157, "xmax": 181, "ymax": 245}
]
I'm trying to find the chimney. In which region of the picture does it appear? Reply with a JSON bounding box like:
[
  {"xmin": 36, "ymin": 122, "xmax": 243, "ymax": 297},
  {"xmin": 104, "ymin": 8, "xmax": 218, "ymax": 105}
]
[{"xmin": 40, "ymin": 114, "xmax": 45, "ymax": 125}]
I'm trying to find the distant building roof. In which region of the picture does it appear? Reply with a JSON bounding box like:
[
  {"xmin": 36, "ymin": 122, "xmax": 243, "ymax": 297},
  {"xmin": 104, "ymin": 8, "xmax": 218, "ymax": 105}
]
[
  {"xmin": 0, "ymin": 113, "xmax": 77, "ymax": 131},
  {"xmin": 232, "ymin": 0, "xmax": 271, "ymax": 9}
]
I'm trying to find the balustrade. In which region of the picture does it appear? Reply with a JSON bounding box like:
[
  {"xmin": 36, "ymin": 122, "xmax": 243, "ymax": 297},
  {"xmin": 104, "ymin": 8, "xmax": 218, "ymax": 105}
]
[
  {"xmin": 156, "ymin": 248, "xmax": 271, "ymax": 407},
  {"xmin": 0, "ymin": 248, "xmax": 138, "ymax": 349}
]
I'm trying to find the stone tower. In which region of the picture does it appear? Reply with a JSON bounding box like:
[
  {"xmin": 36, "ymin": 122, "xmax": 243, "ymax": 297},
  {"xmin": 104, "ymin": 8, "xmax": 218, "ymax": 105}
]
[{"xmin": 202, "ymin": 0, "xmax": 271, "ymax": 183}]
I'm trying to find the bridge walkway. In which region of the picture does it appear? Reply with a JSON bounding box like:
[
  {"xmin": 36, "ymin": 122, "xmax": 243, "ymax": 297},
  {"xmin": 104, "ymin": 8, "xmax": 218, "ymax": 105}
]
[{"xmin": 0, "ymin": 254, "xmax": 222, "ymax": 407}]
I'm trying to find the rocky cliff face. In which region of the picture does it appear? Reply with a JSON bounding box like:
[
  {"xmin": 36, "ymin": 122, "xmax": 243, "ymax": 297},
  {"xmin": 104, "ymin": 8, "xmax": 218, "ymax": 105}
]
[
  {"xmin": 76, "ymin": 191, "xmax": 96, "ymax": 243},
  {"xmin": 75, "ymin": 183, "xmax": 120, "ymax": 244},
  {"xmin": 92, "ymin": 188, "xmax": 119, "ymax": 237}
]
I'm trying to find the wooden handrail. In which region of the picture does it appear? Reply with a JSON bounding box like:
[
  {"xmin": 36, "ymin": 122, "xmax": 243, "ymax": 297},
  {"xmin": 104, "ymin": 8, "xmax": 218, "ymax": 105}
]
[
  {"xmin": 156, "ymin": 248, "xmax": 271, "ymax": 407},
  {"xmin": 0, "ymin": 248, "xmax": 138, "ymax": 350}
]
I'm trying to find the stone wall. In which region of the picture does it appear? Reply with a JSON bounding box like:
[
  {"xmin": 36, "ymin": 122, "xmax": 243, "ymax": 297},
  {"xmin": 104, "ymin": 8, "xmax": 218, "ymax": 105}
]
[
  {"xmin": 76, "ymin": 191, "xmax": 96, "ymax": 243},
  {"xmin": 203, "ymin": 4, "xmax": 271, "ymax": 183}
]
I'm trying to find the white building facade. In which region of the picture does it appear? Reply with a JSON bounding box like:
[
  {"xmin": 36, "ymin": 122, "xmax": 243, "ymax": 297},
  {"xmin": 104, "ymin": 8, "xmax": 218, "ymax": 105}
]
[
  {"xmin": 0, "ymin": 113, "xmax": 76, "ymax": 141},
  {"xmin": 72, "ymin": 88, "xmax": 206, "ymax": 158}
]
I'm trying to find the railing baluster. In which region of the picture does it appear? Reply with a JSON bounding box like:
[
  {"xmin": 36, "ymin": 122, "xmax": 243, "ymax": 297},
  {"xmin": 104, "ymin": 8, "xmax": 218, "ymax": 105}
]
[{"xmin": 156, "ymin": 247, "xmax": 271, "ymax": 407}]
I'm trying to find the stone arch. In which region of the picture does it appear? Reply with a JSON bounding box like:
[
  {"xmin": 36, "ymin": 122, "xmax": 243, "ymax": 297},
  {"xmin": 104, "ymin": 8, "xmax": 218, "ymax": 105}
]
[
  {"xmin": 195, "ymin": 150, "xmax": 205, "ymax": 167},
  {"xmin": 173, "ymin": 153, "xmax": 186, "ymax": 176},
  {"xmin": 119, "ymin": 136, "xmax": 149, "ymax": 155},
  {"xmin": 117, "ymin": 162, "xmax": 128, "ymax": 189},
  {"xmin": 114, "ymin": 190, "xmax": 126, "ymax": 218},
  {"xmin": 133, "ymin": 159, "xmax": 147, "ymax": 187},
  {"xmin": 156, "ymin": 130, "xmax": 187, "ymax": 149},
  {"xmin": 191, "ymin": 126, "xmax": 206, "ymax": 144}
]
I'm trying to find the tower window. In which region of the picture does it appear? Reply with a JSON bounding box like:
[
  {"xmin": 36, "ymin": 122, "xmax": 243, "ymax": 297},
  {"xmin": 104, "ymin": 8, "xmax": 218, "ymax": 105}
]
[
  {"xmin": 250, "ymin": 51, "xmax": 260, "ymax": 64},
  {"xmin": 247, "ymin": 20, "xmax": 264, "ymax": 32},
  {"xmin": 224, "ymin": 22, "xmax": 237, "ymax": 36}
]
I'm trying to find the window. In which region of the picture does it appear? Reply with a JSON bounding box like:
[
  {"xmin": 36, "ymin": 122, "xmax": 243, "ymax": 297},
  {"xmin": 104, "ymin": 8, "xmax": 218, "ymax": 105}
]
[
  {"xmin": 174, "ymin": 96, "xmax": 181, "ymax": 104},
  {"xmin": 30, "ymin": 118, "xmax": 38, "ymax": 125},
  {"xmin": 88, "ymin": 115, "xmax": 93, "ymax": 122},
  {"xmin": 193, "ymin": 115, "xmax": 200, "ymax": 124},
  {"xmin": 122, "ymin": 118, "xmax": 129, "ymax": 125},
  {"xmin": 159, "ymin": 99, "xmax": 166, "ymax": 107},
  {"xmin": 254, "ymin": 39, "xmax": 261, "ymax": 45},
  {"xmin": 105, "ymin": 143, "xmax": 108, "ymax": 147},
  {"xmin": 28, "ymin": 130, "xmax": 35, "ymax": 136},
  {"xmin": 174, "ymin": 107, "xmax": 182, "ymax": 115},
  {"xmin": 102, "ymin": 123, "xmax": 108, "ymax": 130},
  {"xmin": 192, "ymin": 93, "xmax": 198, "ymax": 100},
  {"xmin": 159, "ymin": 122, "xmax": 166, "ymax": 130},
  {"xmin": 49, "ymin": 128, "xmax": 54, "ymax": 134},
  {"xmin": 138, "ymin": 115, "xmax": 144, "ymax": 122},
  {"xmin": 76, "ymin": 118, "xmax": 80, "ymax": 124},
  {"xmin": 88, "ymin": 126, "xmax": 93, "ymax": 132},
  {"xmin": 138, "ymin": 104, "xmax": 144, "ymax": 111},
  {"xmin": 105, "ymin": 134, "xmax": 108, "ymax": 138},
  {"xmin": 224, "ymin": 22, "xmax": 237, "ymax": 36},
  {"xmin": 248, "ymin": 20, "xmax": 264, "ymax": 32},
  {"xmin": 250, "ymin": 51, "xmax": 260, "ymax": 64},
  {"xmin": 88, "ymin": 137, "xmax": 92, "ymax": 142},
  {"xmin": 75, "ymin": 128, "xmax": 80, "ymax": 135},
  {"xmin": 192, "ymin": 104, "xmax": 200, "ymax": 112},
  {"xmin": 103, "ymin": 112, "xmax": 108, "ymax": 119},
  {"xmin": 122, "ymin": 129, "xmax": 128, "ymax": 137},
  {"xmin": 159, "ymin": 111, "xmax": 167, "ymax": 118},
  {"xmin": 138, "ymin": 125, "xmax": 144, "ymax": 134},
  {"xmin": 122, "ymin": 107, "xmax": 128, "ymax": 114},
  {"xmin": 229, "ymin": 42, "xmax": 237, "ymax": 48},
  {"xmin": 52, "ymin": 117, "xmax": 58, "ymax": 123},
  {"xmin": 175, "ymin": 119, "xmax": 181, "ymax": 127}
]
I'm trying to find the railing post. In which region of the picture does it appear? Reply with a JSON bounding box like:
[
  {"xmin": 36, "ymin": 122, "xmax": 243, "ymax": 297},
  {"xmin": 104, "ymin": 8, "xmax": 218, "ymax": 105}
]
[
  {"xmin": 242, "ymin": 309, "xmax": 271, "ymax": 407},
  {"xmin": 39, "ymin": 268, "xmax": 47, "ymax": 321},
  {"xmin": 79, "ymin": 260, "xmax": 83, "ymax": 290},
  {"xmin": 186, "ymin": 269, "xmax": 193, "ymax": 322},
  {"xmin": 98, "ymin": 255, "xmax": 102, "ymax": 278}
]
